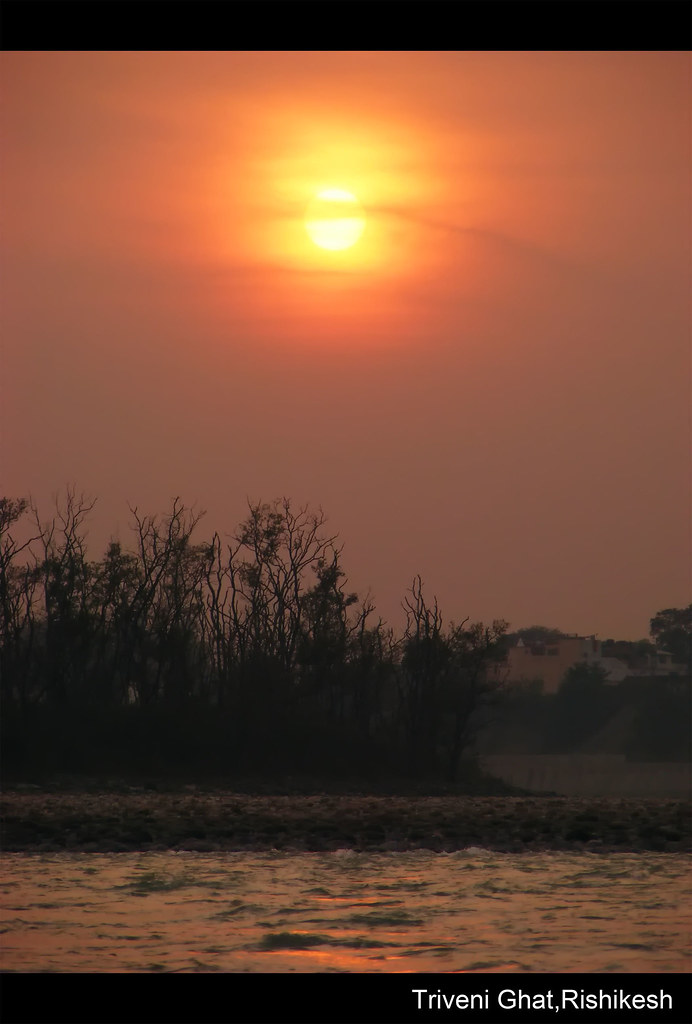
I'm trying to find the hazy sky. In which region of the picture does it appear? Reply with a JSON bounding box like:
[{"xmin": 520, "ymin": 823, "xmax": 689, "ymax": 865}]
[{"xmin": 2, "ymin": 51, "xmax": 690, "ymax": 640}]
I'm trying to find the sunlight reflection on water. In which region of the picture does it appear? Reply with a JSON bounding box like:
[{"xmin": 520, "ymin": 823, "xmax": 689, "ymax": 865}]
[{"xmin": 1, "ymin": 850, "xmax": 690, "ymax": 973}]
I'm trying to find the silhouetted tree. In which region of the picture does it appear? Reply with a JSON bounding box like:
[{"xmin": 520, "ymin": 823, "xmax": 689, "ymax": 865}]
[
  {"xmin": 398, "ymin": 576, "xmax": 449, "ymax": 772},
  {"xmin": 504, "ymin": 625, "xmax": 568, "ymax": 648},
  {"xmin": 440, "ymin": 618, "xmax": 509, "ymax": 782},
  {"xmin": 14, "ymin": 487, "xmax": 685, "ymax": 784},
  {"xmin": 0, "ymin": 497, "xmax": 42, "ymax": 713},
  {"xmin": 649, "ymin": 606, "xmax": 692, "ymax": 670},
  {"xmin": 234, "ymin": 499, "xmax": 340, "ymax": 672},
  {"xmin": 343, "ymin": 601, "xmax": 395, "ymax": 754},
  {"xmin": 124, "ymin": 498, "xmax": 207, "ymax": 706},
  {"xmin": 397, "ymin": 577, "xmax": 508, "ymax": 777},
  {"xmin": 32, "ymin": 488, "xmax": 98, "ymax": 707}
]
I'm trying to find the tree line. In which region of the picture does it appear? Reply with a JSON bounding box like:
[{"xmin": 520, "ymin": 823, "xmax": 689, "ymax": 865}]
[{"xmin": 0, "ymin": 490, "xmax": 508, "ymax": 782}]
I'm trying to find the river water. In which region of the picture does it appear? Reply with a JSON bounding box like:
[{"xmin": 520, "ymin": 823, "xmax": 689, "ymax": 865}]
[{"xmin": 1, "ymin": 849, "xmax": 689, "ymax": 973}]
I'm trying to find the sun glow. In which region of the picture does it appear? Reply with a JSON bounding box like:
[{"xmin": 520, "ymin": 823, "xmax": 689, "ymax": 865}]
[
  {"xmin": 304, "ymin": 188, "xmax": 366, "ymax": 251},
  {"xmin": 210, "ymin": 102, "xmax": 447, "ymax": 284},
  {"xmin": 206, "ymin": 102, "xmax": 463, "ymax": 349}
]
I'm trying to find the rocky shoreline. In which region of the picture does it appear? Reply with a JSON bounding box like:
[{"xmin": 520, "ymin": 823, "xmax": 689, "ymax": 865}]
[{"xmin": 2, "ymin": 789, "xmax": 690, "ymax": 854}]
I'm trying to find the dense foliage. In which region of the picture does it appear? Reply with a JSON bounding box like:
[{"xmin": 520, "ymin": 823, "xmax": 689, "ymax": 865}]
[
  {"xmin": 649, "ymin": 605, "xmax": 692, "ymax": 671},
  {"xmin": 2, "ymin": 491, "xmax": 688, "ymax": 781},
  {"xmin": 1, "ymin": 491, "xmax": 507, "ymax": 781}
]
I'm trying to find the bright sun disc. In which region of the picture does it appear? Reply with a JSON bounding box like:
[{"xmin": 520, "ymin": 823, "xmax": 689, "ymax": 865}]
[{"xmin": 305, "ymin": 188, "xmax": 366, "ymax": 251}]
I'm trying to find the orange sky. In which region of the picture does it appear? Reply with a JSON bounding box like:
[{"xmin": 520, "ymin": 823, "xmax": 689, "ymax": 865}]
[{"xmin": 2, "ymin": 51, "xmax": 690, "ymax": 639}]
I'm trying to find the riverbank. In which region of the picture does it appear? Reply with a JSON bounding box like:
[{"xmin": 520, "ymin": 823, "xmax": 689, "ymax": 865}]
[{"xmin": 2, "ymin": 788, "xmax": 689, "ymax": 854}]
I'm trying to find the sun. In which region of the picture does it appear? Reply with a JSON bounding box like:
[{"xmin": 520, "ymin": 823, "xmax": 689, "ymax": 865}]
[{"xmin": 304, "ymin": 188, "xmax": 366, "ymax": 251}]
